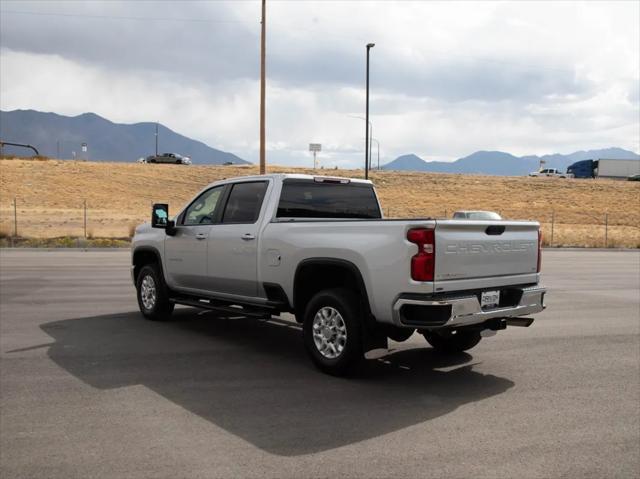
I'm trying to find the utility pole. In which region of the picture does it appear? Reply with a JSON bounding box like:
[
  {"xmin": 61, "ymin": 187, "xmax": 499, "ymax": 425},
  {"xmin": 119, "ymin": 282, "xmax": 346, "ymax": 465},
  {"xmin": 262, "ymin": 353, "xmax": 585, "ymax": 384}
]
[
  {"xmin": 259, "ymin": 0, "xmax": 266, "ymax": 174},
  {"xmin": 365, "ymin": 43, "xmax": 375, "ymax": 180},
  {"xmin": 155, "ymin": 122, "xmax": 159, "ymax": 156}
]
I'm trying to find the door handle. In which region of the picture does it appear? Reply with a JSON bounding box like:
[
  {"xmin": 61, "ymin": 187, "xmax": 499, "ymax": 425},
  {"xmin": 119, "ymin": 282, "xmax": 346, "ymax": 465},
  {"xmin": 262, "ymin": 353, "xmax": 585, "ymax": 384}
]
[
  {"xmin": 195, "ymin": 233, "xmax": 207, "ymax": 240},
  {"xmin": 241, "ymin": 233, "xmax": 256, "ymax": 241}
]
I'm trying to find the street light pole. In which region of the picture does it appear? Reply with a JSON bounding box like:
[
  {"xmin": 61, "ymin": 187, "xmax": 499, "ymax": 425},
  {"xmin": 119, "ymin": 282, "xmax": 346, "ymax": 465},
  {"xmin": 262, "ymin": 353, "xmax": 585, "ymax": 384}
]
[
  {"xmin": 365, "ymin": 43, "xmax": 375, "ymax": 180},
  {"xmin": 369, "ymin": 124, "xmax": 373, "ymax": 171},
  {"xmin": 348, "ymin": 114, "xmax": 374, "ymax": 170},
  {"xmin": 259, "ymin": 0, "xmax": 266, "ymax": 174},
  {"xmin": 370, "ymin": 138, "xmax": 380, "ymax": 170},
  {"xmin": 155, "ymin": 122, "xmax": 158, "ymax": 156}
]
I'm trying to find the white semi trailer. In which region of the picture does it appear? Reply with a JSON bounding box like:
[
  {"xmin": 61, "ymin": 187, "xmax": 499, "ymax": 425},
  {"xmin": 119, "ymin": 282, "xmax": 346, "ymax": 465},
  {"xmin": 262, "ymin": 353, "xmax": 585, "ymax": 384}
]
[{"xmin": 595, "ymin": 159, "xmax": 640, "ymax": 179}]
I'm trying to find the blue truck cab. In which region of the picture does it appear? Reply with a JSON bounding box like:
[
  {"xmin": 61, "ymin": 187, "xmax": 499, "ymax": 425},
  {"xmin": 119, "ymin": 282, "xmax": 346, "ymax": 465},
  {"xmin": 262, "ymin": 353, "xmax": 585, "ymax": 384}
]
[{"xmin": 566, "ymin": 159, "xmax": 595, "ymax": 179}]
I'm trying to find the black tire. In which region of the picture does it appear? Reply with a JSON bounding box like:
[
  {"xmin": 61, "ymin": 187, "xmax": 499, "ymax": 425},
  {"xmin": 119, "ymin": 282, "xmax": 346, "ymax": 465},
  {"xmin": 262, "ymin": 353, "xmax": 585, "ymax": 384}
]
[
  {"xmin": 422, "ymin": 330, "xmax": 481, "ymax": 353},
  {"xmin": 302, "ymin": 288, "xmax": 364, "ymax": 376},
  {"xmin": 136, "ymin": 264, "xmax": 174, "ymax": 321}
]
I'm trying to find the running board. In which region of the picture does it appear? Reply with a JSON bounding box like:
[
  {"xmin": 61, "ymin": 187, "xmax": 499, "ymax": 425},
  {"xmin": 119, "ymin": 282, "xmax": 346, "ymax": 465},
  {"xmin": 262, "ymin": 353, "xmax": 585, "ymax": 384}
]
[
  {"xmin": 171, "ymin": 296, "xmax": 273, "ymax": 318},
  {"xmin": 505, "ymin": 317, "xmax": 535, "ymax": 327}
]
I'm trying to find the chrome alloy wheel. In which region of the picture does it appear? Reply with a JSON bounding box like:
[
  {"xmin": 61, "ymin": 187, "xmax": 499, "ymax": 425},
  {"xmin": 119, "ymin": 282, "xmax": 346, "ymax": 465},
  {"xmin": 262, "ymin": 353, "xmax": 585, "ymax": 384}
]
[
  {"xmin": 140, "ymin": 275, "xmax": 157, "ymax": 310},
  {"xmin": 312, "ymin": 306, "xmax": 347, "ymax": 359}
]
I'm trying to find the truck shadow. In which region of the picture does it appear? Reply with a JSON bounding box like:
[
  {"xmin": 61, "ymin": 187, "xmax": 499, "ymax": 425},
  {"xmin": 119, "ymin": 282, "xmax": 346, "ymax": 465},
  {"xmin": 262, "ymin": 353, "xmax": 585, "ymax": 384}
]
[{"xmin": 40, "ymin": 309, "xmax": 514, "ymax": 456}]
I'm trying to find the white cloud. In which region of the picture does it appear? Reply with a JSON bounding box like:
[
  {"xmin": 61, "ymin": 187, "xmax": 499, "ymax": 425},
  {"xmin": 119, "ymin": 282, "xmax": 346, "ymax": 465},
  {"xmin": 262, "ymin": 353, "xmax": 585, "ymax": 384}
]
[{"xmin": 1, "ymin": 0, "xmax": 638, "ymax": 166}]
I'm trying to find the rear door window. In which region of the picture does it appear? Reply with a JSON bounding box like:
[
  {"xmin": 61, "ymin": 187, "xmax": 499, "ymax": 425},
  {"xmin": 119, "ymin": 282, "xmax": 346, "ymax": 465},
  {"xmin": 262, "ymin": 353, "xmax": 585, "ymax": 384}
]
[{"xmin": 221, "ymin": 181, "xmax": 268, "ymax": 224}]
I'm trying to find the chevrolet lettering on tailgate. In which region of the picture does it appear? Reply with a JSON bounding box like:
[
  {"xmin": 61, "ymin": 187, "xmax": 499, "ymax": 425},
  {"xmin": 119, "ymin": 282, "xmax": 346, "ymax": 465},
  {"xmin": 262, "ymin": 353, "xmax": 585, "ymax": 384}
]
[{"xmin": 444, "ymin": 240, "xmax": 536, "ymax": 255}]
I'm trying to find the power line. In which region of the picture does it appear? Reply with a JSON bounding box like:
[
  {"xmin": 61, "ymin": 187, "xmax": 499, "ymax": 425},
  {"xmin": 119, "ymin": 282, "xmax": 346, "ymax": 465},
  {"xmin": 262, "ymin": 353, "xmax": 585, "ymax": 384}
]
[
  {"xmin": 1, "ymin": 10, "xmax": 581, "ymax": 76},
  {"xmin": 0, "ymin": 9, "xmax": 254, "ymax": 24}
]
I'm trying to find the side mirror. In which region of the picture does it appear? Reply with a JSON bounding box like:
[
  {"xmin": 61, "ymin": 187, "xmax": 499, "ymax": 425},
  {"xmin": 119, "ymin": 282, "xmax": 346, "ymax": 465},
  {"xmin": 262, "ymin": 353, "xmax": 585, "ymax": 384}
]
[
  {"xmin": 152, "ymin": 203, "xmax": 177, "ymax": 235},
  {"xmin": 152, "ymin": 203, "xmax": 169, "ymax": 228}
]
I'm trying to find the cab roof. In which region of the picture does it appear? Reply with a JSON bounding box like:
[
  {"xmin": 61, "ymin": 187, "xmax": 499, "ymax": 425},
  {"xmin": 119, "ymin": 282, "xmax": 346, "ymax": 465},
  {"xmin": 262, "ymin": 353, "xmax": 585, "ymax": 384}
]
[{"xmin": 214, "ymin": 173, "xmax": 373, "ymax": 185}]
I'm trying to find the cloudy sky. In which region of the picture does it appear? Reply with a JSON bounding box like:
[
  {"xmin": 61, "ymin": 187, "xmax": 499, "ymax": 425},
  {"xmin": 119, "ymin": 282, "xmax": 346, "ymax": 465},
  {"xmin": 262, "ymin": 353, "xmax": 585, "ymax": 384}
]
[{"xmin": 1, "ymin": 0, "xmax": 638, "ymax": 167}]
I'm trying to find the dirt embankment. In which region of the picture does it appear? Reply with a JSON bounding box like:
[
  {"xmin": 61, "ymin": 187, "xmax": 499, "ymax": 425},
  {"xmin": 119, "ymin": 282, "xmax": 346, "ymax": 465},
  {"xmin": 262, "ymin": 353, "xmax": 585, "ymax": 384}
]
[{"xmin": 1, "ymin": 158, "xmax": 638, "ymax": 247}]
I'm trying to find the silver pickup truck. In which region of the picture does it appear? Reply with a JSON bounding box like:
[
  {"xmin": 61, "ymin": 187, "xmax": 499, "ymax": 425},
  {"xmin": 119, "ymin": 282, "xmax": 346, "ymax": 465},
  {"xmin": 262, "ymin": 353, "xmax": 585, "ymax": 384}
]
[{"xmin": 132, "ymin": 174, "xmax": 545, "ymax": 375}]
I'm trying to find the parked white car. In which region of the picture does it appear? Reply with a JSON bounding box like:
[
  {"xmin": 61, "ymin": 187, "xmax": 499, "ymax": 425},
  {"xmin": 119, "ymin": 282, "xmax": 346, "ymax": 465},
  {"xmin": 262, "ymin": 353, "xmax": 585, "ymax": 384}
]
[
  {"xmin": 452, "ymin": 211, "xmax": 502, "ymax": 220},
  {"xmin": 529, "ymin": 168, "xmax": 571, "ymax": 178}
]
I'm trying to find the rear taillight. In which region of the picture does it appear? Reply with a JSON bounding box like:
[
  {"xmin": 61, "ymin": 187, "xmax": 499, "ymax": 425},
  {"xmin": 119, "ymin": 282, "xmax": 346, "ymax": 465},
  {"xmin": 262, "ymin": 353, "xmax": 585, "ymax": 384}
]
[
  {"xmin": 537, "ymin": 230, "xmax": 542, "ymax": 272},
  {"xmin": 407, "ymin": 228, "xmax": 435, "ymax": 281}
]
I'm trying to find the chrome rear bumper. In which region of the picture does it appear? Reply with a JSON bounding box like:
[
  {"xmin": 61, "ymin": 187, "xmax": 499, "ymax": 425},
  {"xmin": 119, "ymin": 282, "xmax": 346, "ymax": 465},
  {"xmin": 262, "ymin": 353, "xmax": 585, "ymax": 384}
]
[{"xmin": 392, "ymin": 286, "xmax": 546, "ymax": 329}]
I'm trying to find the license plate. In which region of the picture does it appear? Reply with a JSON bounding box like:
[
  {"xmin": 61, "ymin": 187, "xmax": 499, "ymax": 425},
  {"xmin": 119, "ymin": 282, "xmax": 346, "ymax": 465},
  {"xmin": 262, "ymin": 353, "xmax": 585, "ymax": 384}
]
[{"xmin": 481, "ymin": 290, "xmax": 500, "ymax": 308}]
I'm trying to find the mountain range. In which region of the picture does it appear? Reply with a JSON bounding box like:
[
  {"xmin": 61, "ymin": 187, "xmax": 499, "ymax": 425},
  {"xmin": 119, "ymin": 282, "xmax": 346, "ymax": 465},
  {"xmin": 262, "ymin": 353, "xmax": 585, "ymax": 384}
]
[
  {"xmin": 0, "ymin": 110, "xmax": 249, "ymax": 164},
  {"xmin": 383, "ymin": 148, "xmax": 639, "ymax": 176},
  {"xmin": 2, "ymin": 109, "xmax": 637, "ymax": 174}
]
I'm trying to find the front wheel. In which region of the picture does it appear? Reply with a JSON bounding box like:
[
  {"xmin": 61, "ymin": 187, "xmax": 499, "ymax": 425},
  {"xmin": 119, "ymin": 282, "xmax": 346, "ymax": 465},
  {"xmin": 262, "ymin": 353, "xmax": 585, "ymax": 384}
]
[
  {"xmin": 422, "ymin": 330, "xmax": 481, "ymax": 353},
  {"xmin": 136, "ymin": 264, "xmax": 174, "ymax": 321},
  {"xmin": 303, "ymin": 288, "xmax": 364, "ymax": 376}
]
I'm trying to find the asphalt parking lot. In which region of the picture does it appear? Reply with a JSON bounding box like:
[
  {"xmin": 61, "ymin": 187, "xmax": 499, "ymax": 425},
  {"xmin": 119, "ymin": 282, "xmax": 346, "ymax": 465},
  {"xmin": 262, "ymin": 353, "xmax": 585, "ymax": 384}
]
[{"xmin": 0, "ymin": 249, "xmax": 638, "ymax": 478}]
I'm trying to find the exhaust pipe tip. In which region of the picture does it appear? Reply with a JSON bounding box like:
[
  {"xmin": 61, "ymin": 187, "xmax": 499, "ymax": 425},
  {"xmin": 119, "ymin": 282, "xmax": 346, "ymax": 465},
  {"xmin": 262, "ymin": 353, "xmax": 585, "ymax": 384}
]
[{"xmin": 506, "ymin": 317, "xmax": 535, "ymax": 328}]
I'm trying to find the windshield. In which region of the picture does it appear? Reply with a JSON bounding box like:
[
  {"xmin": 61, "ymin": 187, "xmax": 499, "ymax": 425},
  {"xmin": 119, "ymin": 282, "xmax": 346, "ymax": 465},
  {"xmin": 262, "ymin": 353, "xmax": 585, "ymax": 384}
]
[{"xmin": 467, "ymin": 211, "xmax": 501, "ymax": 220}]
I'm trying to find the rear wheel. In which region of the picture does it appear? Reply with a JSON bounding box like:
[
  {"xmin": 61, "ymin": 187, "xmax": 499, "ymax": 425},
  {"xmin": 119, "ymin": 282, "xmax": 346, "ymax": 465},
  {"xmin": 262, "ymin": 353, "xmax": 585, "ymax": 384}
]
[
  {"xmin": 303, "ymin": 288, "xmax": 364, "ymax": 376},
  {"xmin": 422, "ymin": 330, "xmax": 481, "ymax": 353},
  {"xmin": 136, "ymin": 264, "xmax": 174, "ymax": 321}
]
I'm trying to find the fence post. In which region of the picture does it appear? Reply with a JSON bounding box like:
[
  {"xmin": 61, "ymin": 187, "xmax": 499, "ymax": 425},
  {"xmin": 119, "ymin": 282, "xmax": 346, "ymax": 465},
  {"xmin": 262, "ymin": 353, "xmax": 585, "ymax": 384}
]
[
  {"xmin": 83, "ymin": 199, "xmax": 87, "ymax": 238},
  {"xmin": 13, "ymin": 196, "xmax": 18, "ymax": 237},
  {"xmin": 550, "ymin": 210, "xmax": 555, "ymax": 246},
  {"xmin": 604, "ymin": 213, "xmax": 608, "ymax": 248}
]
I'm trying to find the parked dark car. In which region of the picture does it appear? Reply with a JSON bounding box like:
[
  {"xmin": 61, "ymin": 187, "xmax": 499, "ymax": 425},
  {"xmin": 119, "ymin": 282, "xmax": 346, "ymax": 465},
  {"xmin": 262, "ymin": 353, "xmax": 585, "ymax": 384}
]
[{"xmin": 144, "ymin": 153, "xmax": 191, "ymax": 165}]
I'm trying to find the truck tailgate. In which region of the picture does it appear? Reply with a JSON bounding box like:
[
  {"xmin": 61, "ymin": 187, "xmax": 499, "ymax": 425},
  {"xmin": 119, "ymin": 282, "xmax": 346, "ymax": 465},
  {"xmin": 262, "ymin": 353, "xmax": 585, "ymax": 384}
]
[{"xmin": 434, "ymin": 220, "xmax": 539, "ymax": 282}]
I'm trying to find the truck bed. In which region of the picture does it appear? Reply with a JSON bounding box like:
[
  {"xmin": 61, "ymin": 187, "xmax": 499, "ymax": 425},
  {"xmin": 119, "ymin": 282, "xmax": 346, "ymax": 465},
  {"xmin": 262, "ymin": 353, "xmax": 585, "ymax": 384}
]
[{"xmin": 260, "ymin": 217, "xmax": 540, "ymax": 324}]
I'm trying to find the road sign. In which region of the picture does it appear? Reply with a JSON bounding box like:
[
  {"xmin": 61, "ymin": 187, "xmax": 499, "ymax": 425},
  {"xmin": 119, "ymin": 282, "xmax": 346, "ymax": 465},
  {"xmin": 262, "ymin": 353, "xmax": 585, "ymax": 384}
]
[
  {"xmin": 309, "ymin": 143, "xmax": 321, "ymax": 169},
  {"xmin": 81, "ymin": 143, "xmax": 87, "ymax": 153}
]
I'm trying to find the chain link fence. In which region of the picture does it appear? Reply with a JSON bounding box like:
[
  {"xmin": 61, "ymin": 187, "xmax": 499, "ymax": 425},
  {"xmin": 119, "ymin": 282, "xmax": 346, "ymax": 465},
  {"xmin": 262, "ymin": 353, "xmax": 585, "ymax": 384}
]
[
  {"xmin": 1, "ymin": 199, "xmax": 639, "ymax": 248},
  {"xmin": 0, "ymin": 197, "xmax": 153, "ymax": 245},
  {"xmin": 382, "ymin": 207, "xmax": 639, "ymax": 248}
]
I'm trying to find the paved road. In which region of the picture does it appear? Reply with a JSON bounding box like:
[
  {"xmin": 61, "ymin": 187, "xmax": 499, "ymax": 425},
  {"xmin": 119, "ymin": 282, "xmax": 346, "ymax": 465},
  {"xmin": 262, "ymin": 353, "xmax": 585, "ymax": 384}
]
[{"xmin": 1, "ymin": 249, "xmax": 638, "ymax": 478}]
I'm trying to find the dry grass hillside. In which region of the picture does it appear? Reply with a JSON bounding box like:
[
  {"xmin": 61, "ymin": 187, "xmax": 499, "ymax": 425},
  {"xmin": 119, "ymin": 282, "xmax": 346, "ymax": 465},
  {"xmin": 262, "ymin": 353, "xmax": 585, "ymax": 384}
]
[{"xmin": 1, "ymin": 158, "xmax": 638, "ymax": 247}]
